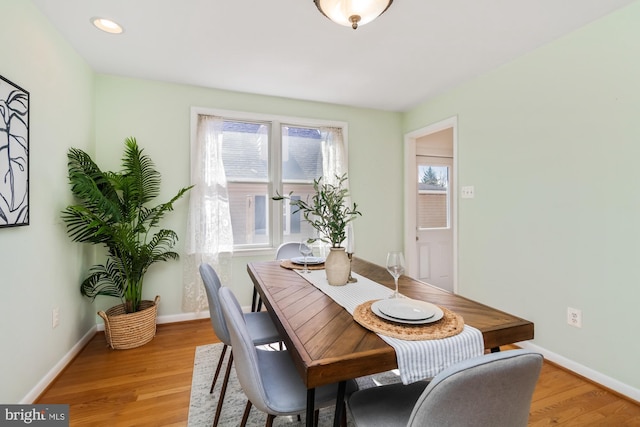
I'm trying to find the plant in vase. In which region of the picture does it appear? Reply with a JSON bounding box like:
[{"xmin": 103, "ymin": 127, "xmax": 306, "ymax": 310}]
[
  {"xmin": 273, "ymin": 173, "xmax": 361, "ymax": 285},
  {"xmin": 61, "ymin": 137, "xmax": 192, "ymax": 349}
]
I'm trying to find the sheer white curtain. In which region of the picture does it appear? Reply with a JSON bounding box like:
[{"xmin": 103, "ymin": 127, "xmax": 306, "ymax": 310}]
[
  {"xmin": 182, "ymin": 115, "xmax": 234, "ymax": 312},
  {"xmin": 320, "ymin": 127, "xmax": 347, "ymax": 186},
  {"xmin": 320, "ymin": 127, "xmax": 354, "ymax": 249}
]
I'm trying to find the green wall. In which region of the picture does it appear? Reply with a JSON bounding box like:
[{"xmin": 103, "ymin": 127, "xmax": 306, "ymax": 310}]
[
  {"xmin": 404, "ymin": 1, "xmax": 640, "ymax": 393},
  {"xmin": 94, "ymin": 76, "xmax": 403, "ymax": 314},
  {"xmin": 0, "ymin": 1, "xmax": 95, "ymax": 403}
]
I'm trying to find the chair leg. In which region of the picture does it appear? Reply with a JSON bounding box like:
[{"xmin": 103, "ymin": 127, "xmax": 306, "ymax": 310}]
[
  {"xmin": 332, "ymin": 380, "xmax": 347, "ymax": 427},
  {"xmin": 265, "ymin": 414, "xmax": 275, "ymax": 427},
  {"xmin": 240, "ymin": 401, "xmax": 252, "ymax": 427},
  {"xmin": 251, "ymin": 288, "xmax": 264, "ymax": 312},
  {"xmin": 314, "ymin": 409, "xmax": 319, "ymax": 427},
  {"xmin": 213, "ymin": 351, "xmax": 234, "ymax": 427},
  {"xmin": 251, "ymin": 288, "xmax": 258, "ymax": 312},
  {"xmin": 210, "ymin": 344, "xmax": 229, "ymax": 393}
]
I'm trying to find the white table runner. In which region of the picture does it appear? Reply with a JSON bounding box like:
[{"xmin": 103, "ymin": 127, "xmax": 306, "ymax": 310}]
[{"xmin": 295, "ymin": 269, "xmax": 484, "ymax": 384}]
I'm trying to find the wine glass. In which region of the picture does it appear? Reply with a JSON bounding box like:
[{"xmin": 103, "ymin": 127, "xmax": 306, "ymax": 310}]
[
  {"xmin": 386, "ymin": 251, "xmax": 405, "ymax": 298},
  {"xmin": 299, "ymin": 240, "xmax": 313, "ymax": 274}
]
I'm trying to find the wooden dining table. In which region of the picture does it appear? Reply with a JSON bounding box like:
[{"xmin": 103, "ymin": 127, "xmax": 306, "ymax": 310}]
[{"xmin": 247, "ymin": 257, "xmax": 534, "ymax": 427}]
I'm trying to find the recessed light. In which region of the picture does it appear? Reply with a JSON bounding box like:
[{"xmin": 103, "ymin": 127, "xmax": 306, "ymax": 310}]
[{"xmin": 91, "ymin": 17, "xmax": 124, "ymax": 34}]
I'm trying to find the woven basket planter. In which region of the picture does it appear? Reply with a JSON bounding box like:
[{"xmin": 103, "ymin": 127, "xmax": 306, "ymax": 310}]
[{"xmin": 98, "ymin": 295, "xmax": 160, "ymax": 350}]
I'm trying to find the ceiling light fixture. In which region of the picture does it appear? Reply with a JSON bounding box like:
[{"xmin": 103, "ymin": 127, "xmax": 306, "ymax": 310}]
[
  {"xmin": 91, "ymin": 17, "xmax": 124, "ymax": 34},
  {"xmin": 314, "ymin": 0, "xmax": 393, "ymax": 30}
]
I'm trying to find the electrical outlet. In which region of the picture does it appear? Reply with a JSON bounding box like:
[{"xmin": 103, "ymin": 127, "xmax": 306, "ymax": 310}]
[
  {"xmin": 567, "ymin": 307, "xmax": 582, "ymax": 328},
  {"xmin": 52, "ymin": 307, "xmax": 60, "ymax": 329}
]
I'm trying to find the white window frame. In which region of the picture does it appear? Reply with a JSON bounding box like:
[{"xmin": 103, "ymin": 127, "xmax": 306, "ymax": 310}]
[{"xmin": 190, "ymin": 107, "xmax": 348, "ymax": 257}]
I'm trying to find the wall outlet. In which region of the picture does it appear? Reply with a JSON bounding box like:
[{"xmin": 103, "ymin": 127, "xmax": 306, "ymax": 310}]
[
  {"xmin": 567, "ymin": 307, "xmax": 582, "ymax": 328},
  {"xmin": 52, "ymin": 307, "xmax": 60, "ymax": 329}
]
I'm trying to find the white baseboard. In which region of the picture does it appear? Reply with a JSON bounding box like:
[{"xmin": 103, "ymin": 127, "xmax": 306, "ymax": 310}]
[
  {"xmin": 517, "ymin": 341, "xmax": 640, "ymax": 403},
  {"xmin": 157, "ymin": 311, "xmax": 212, "ymax": 324},
  {"xmin": 157, "ymin": 307, "xmax": 257, "ymax": 324},
  {"xmin": 21, "ymin": 325, "xmax": 97, "ymax": 404}
]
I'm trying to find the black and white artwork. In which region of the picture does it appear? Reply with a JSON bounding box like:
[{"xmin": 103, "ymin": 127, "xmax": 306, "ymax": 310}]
[{"xmin": 0, "ymin": 75, "xmax": 29, "ymax": 227}]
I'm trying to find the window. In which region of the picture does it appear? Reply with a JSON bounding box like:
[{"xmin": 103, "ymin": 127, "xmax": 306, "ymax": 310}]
[
  {"xmin": 281, "ymin": 125, "xmax": 324, "ymax": 240},
  {"xmin": 219, "ymin": 120, "xmax": 270, "ymax": 246},
  {"xmin": 417, "ymin": 163, "xmax": 450, "ymax": 229},
  {"xmin": 193, "ymin": 109, "xmax": 347, "ymax": 252}
]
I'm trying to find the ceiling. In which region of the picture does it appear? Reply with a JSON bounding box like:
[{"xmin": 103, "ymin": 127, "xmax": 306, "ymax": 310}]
[{"xmin": 32, "ymin": 0, "xmax": 633, "ymax": 112}]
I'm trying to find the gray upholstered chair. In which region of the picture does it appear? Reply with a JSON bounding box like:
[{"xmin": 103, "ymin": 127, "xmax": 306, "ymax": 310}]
[
  {"xmin": 199, "ymin": 263, "xmax": 281, "ymax": 427},
  {"xmin": 252, "ymin": 241, "xmax": 302, "ymax": 312},
  {"xmin": 348, "ymin": 349, "xmax": 543, "ymax": 427},
  {"xmin": 219, "ymin": 286, "xmax": 358, "ymax": 427}
]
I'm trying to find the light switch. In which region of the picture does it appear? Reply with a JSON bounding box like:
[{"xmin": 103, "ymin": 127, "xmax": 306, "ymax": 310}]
[{"xmin": 461, "ymin": 186, "xmax": 475, "ymax": 199}]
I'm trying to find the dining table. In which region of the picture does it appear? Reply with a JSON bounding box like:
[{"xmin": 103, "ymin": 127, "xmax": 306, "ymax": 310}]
[{"xmin": 247, "ymin": 257, "xmax": 534, "ymax": 427}]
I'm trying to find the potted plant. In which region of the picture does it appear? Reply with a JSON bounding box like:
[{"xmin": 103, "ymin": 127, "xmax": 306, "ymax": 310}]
[
  {"xmin": 61, "ymin": 137, "xmax": 192, "ymax": 349},
  {"xmin": 273, "ymin": 173, "xmax": 361, "ymax": 285}
]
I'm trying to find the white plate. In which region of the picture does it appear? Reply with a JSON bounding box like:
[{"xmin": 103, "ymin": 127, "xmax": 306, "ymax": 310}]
[
  {"xmin": 371, "ymin": 301, "xmax": 444, "ymax": 325},
  {"xmin": 372, "ymin": 299, "xmax": 442, "ymax": 321},
  {"xmin": 290, "ymin": 256, "xmax": 325, "ymax": 265}
]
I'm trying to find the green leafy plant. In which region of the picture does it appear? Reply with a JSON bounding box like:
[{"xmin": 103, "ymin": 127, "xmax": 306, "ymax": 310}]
[
  {"xmin": 273, "ymin": 174, "xmax": 361, "ymax": 248},
  {"xmin": 61, "ymin": 137, "xmax": 192, "ymax": 313}
]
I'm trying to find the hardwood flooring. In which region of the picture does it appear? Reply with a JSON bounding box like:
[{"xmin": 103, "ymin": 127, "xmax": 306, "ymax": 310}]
[
  {"xmin": 37, "ymin": 319, "xmax": 218, "ymax": 426},
  {"xmin": 36, "ymin": 319, "xmax": 640, "ymax": 426}
]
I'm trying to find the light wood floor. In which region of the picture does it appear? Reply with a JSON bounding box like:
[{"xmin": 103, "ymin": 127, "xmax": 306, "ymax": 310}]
[{"xmin": 36, "ymin": 319, "xmax": 640, "ymax": 426}]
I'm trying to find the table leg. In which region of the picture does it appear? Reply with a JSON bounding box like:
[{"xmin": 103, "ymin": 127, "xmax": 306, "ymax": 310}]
[
  {"xmin": 332, "ymin": 381, "xmax": 347, "ymax": 427},
  {"xmin": 491, "ymin": 346, "xmax": 501, "ymax": 353},
  {"xmin": 306, "ymin": 388, "xmax": 315, "ymax": 427}
]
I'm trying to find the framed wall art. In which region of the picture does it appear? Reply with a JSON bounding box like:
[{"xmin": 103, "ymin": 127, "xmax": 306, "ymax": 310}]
[{"xmin": 0, "ymin": 74, "xmax": 29, "ymax": 228}]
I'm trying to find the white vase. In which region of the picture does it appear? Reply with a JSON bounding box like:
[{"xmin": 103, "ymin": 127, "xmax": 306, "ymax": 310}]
[{"xmin": 325, "ymin": 247, "xmax": 351, "ymax": 286}]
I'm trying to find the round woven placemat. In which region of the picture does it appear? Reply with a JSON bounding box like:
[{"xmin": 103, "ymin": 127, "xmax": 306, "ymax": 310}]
[
  {"xmin": 280, "ymin": 259, "xmax": 325, "ymax": 270},
  {"xmin": 353, "ymin": 300, "xmax": 464, "ymax": 341}
]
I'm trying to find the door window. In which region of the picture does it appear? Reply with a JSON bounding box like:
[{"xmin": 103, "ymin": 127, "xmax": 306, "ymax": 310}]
[{"xmin": 417, "ymin": 164, "xmax": 450, "ymax": 229}]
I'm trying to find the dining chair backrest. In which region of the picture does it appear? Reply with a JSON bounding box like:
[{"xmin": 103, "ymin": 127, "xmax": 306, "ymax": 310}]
[
  {"xmin": 408, "ymin": 349, "xmax": 543, "ymax": 427},
  {"xmin": 251, "ymin": 242, "xmax": 300, "ymax": 312},
  {"xmin": 275, "ymin": 242, "xmax": 301, "ymax": 260},
  {"xmin": 218, "ymin": 286, "xmax": 271, "ymax": 414},
  {"xmin": 199, "ymin": 263, "xmax": 231, "ymax": 345}
]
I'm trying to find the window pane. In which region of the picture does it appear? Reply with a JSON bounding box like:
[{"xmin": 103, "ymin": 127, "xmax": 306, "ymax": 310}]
[
  {"xmin": 254, "ymin": 195, "xmax": 266, "ymax": 235},
  {"xmin": 282, "ymin": 183, "xmax": 319, "ymax": 242},
  {"xmin": 222, "ymin": 121, "xmax": 269, "ymax": 182},
  {"xmin": 290, "ymin": 195, "xmax": 301, "ymax": 234},
  {"xmin": 417, "ymin": 165, "xmax": 450, "ymax": 229},
  {"xmin": 281, "ymin": 126, "xmax": 323, "ymax": 243},
  {"xmin": 282, "ymin": 126, "xmax": 322, "ymax": 182},
  {"xmin": 227, "ymin": 183, "xmax": 269, "ymax": 246}
]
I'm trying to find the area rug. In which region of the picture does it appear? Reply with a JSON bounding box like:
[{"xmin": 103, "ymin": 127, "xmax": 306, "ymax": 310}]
[{"xmin": 187, "ymin": 343, "xmax": 402, "ymax": 426}]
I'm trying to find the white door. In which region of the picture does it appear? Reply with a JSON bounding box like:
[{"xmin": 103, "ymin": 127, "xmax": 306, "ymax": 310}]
[{"xmin": 416, "ymin": 156, "xmax": 454, "ymax": 291}]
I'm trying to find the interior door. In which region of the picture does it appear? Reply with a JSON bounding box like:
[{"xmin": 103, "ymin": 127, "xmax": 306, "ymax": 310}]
[{"xmin": 416, "ymin": 156, "xmax": 453, "ymax": 291}]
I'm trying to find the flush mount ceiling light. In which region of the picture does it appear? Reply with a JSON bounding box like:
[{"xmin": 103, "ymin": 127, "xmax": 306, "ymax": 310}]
[
  {"xmin": 91, "ymin": 17, "xmax": 124, "ymax": 34},
  {"xmin": 314, "ymin": 0, "xmax": 393, "ymax": 30}
]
